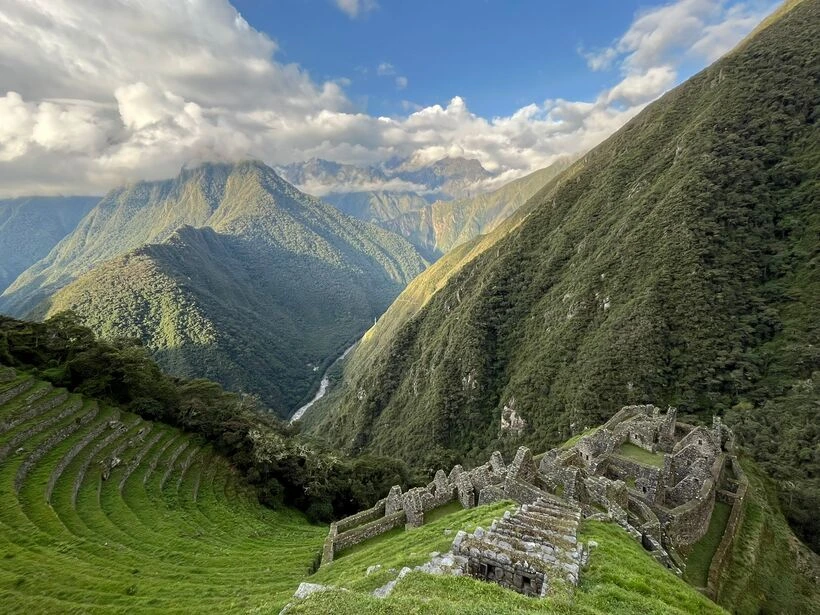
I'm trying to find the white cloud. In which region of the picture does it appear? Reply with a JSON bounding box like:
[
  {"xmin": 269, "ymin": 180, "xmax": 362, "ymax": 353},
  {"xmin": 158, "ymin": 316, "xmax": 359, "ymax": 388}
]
[
  {"xmin": 0, "ymin": 0, "xmax": 776, "ymax": 197},
  {"xmin": 333, "ymin": 0, "xmax": 378, "ymax": 19},
  {"xmin": 377, "ymin": 62, "xmax": 395, "ymax": 76},
  {"xmin": 581, "ymin": 0, "xmax": 777, "ymax": 73},
  {"xmin": 605, "ymin": 66, "xmax": 676, "ymax": 105}
]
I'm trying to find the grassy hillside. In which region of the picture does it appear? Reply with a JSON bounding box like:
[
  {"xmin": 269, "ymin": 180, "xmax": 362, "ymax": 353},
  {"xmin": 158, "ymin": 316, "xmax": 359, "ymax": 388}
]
[
  {"xmin": 1, "ymin": 360, "xmax": 814, "ymax": 613},
  {"xmin": 713, "ymin": 460, "xmax": 820, "ymax": 614},
  {"xmin": 308, "ymin": 0, "xmax": 820, "ymax": 550},
  {"xmin": 0, "ymin": 196, "xmax": 98, "ymax": 293},
  {"xmin": 289, "ymin": 506, "xmax": 727, "ymax": 614},
  {"xmin": 0, "ymin": 369, "xmax": 326, "ymax": 613},
  {"xmin": 382, "ymin": 158, "xmax": 573, "ymax": 259},
  {"xmin": 3, "ymin": 162, "xmax": 427, "ymax": 415}
]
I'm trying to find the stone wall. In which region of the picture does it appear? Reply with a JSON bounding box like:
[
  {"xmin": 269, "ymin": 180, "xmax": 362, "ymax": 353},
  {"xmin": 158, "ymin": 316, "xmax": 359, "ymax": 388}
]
[
  {"xmin": 662, "ymin": 456, "xmax": 722, "ymax": 547},
  {"xmin": 335, "ymin": 499, "xmax": 386, "ymax": 533},
  {"xmin": 706, "ymin": 457, "xmax": 749, "ymax": 601},
  {"xmin": 605, "ymin": 455, "xmax": 663, "ymax": 504},
  {"xmin": 333, "ymin": 511, "xmax": 407, "ymax": 554},
  {"xmin": 322, "ymin": 510, "xmax": 408, "ymax": 565}
]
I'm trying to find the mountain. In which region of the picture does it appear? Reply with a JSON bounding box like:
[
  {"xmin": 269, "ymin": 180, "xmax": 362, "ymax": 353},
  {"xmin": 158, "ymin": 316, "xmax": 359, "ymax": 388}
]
[
  {"xmin": 279, "ymin": 155, "xmax": 495, "ymax": 202},
  {"xmin": 382, "ymin": 158, "xmax": 574, "ymax": 258},
  {"xmin": 6, "ymin": 161, "xmax": 427, "ymax": 415},
  {"xmin": 0, "ymin": 196, "xmax": 98, "ymax": 293},
  {"xmin": 307, "ymin": 0, "xmax": 820, "ymax": 549},
  {"xmin": 281, "ymin": 156, "xmax": 571, "ymax": 260},
  {"xmin": 391, "ymin": 156, "xmax": 495, "ymax": 199},
  {"xmin": 321, "ymin": 191, "xmax": 431, "ymax": 226}
]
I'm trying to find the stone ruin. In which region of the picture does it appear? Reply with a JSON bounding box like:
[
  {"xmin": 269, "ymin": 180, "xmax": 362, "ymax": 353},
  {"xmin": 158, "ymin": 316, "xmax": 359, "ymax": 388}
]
[
  {"xmin": 319, "ymin": 404, "xmax": 746, "ymax": 599},
  {"xmin": 452, "ymin": 496, "xmax": 586, "ymax": 596}
]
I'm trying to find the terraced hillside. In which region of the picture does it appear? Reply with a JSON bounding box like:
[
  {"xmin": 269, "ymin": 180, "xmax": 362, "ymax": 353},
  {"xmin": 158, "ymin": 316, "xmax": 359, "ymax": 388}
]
[{"xmin": 0, "ymin": 368, "xmax": 326, "ymax": 613}]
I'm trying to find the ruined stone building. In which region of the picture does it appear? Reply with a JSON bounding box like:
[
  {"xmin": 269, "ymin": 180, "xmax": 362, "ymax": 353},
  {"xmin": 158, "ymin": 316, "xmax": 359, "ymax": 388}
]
[{"xmin": 320, "ymin": 404, "xmax": 746, "ymax": 599}]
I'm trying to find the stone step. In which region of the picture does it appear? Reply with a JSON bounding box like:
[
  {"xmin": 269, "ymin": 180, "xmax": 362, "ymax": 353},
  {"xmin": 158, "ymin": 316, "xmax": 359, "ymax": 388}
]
[
  {"xmin": 492, "ymin": 522, "xmax": 580, "ymax": 557},
  {"xmin": 514, "ymin": 510, "xmax": 579, "ymax": 535},
  {"xmin": 474, "ymin": 530, "xmax": 578, "ymax": 566}
]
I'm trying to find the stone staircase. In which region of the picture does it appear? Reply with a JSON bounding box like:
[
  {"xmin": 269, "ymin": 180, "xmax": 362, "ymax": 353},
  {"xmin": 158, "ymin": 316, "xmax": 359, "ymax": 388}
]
[{"xmin": 452, "ymin": 497, "xmax": 587, "ymax": 596}]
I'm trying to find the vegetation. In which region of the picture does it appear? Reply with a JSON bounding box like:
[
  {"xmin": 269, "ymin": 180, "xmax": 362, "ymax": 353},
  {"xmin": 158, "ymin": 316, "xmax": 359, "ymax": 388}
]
[
  {"xmin": 0, "ymin": 368, "xmax": 326, "ymax": 613},
  {"xmin": 1, "ymin": 161, "xmax": 428, "ymax": 415},
  {"xmin": 309, "ymin": 0, "xmax": 820, "ymax": 550},
  {"xmin": 683, "ymin": 502, "xmax": 732, "ymax": 587},
  {"xmin": 1, "ymin": 324, "xmax": 816, "ymax": 612},
  {"xmin": 0, "ymin": 196, "xmax": 97, "ymax": 292},
  {"xmin": 291, "ymin": 518, "xmax": 727, "ymax": 614},
  {"xmin": 617, "ymin": 443, "xmax": 665, "ymax": 468},
  {"xmin": 715, "ymin": 459, "xmax": 820, "ymax": 614},
  {"xmin": 0, "ymin": 315, "xmax": 413, "ymax": 522}
]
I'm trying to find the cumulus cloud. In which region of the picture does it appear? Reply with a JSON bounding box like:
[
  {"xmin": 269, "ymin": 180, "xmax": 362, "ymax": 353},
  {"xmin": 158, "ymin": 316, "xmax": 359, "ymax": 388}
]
[
  {"xmin": 333, "ymin": 0, "xmax": 378, "ymax": 19},
  {"xmin": 581, "ymin": 0, "xmax": 777, "ymax": 73},
  {"xmin": 0, "ymin": 0, "xmax": 776, "ymax": 196}
]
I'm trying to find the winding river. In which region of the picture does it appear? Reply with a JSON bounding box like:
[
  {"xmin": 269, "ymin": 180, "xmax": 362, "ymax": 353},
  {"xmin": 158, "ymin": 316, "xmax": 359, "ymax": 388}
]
[{"xmin": 289, "ymin": 340, "xmax": 358, "ymax": 423}]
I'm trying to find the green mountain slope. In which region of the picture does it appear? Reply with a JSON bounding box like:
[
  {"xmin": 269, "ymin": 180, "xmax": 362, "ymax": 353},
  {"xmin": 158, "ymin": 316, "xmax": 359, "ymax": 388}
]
[
  {"xmin": 308, "ymin": 0, "xmax": 820, "ymax": 548},
  {"xmin": 381, "ymin": 159, "xmax": 573, "ymax": 258},
  {"xmin": 0, "ymin": 196, "xmax": 98, "ymax": 293},
  {"xmin": 324, "ymin": 191, "xmax": 430, "ymax": 226},
  {"xmin": 6, "ymin": 162, "xmax": 427, "ymax": 415}
]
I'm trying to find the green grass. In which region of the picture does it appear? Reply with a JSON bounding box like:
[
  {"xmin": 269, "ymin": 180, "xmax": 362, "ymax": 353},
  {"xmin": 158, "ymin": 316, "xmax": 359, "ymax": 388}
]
[
  {"xmin": 712, "ymin": 460, "xmax": 820, "ymax": 614},
  {"xmin": 291, "ymin": 520, "xmax": 727, "ymax": 614},
  {"xmin": 561, "ymin": 426, "xmax": 601, "ymax": 449},
  {"xmin": 616, "ymin": 443, "xmax": 665, "ymax": 468},
  {"xmin": 424, "ymin": 500, "xmax": 466, "ymax": 524},
  {"xmin": 311, "ymin": 501, "xmax": 516, "ymax": 593},
  {"xmin": 683, "ymin": 501, "xmax": 732, "ymax": 587},
  {"xmin": 0, "ymin": 375, "xmax": 326, "ymax": 613}
]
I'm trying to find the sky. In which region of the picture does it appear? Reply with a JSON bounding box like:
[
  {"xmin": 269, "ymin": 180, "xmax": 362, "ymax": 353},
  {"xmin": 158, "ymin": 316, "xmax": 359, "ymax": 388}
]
[{"xmin": 0, "ymin": 0, "xmax": 779, "ymax": 196}]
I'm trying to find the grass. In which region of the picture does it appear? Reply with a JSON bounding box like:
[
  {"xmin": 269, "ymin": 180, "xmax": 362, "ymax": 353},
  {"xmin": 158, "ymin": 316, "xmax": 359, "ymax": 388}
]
[
  {"xmin": 560, "ymin": 426, "xmax": 601, "ymax": 449},
  {"xmin": 424, "ymin": 500, "xmax": 466, "ymax": 524},
  {"xmin": 290, "ymin": 520, "xmax": 728, "ymax": 614},
  {"xmin": 311, "ymin": 501, "xmax": 516, "ymax": 593},
  {"xmin": 616, "ymin": 443, "xmax": 666, "ymax": 468},
  {"xmin": 0, "ymin": 375, "xmax": 326, "ymax": 613},
  {"xmin": 713, "ymin": 459, "xmax": 820, "ymax": 614},
  {"xmin": 683, "ymin": 501, "xmax": 732, "ymax": 587},
  {"xmin": 2, "ymin": 373, "xmax": 816, "ymax": 614}
]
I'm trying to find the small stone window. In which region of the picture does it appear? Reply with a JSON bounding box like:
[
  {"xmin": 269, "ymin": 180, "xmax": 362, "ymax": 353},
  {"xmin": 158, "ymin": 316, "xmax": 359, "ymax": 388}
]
[
  {"xmin": 698, "ymin": 439, "xmax": 702, "ymax": 445},
  {"xmin": 479, "ymin": 563, "xmax": 488, "ymax": 577},
  {"xmin": 642, "ymin": 486, "xmax": 647, "ymax": 493},
  {"xmin": 521, "ymin": 575, "xmax": 533, "ymax": 591}
]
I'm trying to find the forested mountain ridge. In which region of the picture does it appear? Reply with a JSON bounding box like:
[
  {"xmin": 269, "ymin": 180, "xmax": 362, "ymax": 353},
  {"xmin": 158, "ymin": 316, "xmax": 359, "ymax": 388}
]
[
  {"xmin": 308, "ymin": 0, "xmax": 820, "ymax": 550},
  {"xmin": 9, "ymin": 161, "xmax": 427, "ymax": 415},
  {"xmin": 0, "ymin": 196, "xmax": 98, "ymax": 293}
]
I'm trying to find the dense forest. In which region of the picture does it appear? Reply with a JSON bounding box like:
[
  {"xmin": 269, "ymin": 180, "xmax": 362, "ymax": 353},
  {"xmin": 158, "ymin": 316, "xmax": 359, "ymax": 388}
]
[{"xmin": 309, "ymin": 0, "xmax": 820, "ymax": 550}]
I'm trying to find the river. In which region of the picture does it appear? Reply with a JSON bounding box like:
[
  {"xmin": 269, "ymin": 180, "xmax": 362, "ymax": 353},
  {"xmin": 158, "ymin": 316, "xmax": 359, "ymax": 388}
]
[{"xmin": 289, "ymin": 340, "xmax": 358, "ymax": 423}]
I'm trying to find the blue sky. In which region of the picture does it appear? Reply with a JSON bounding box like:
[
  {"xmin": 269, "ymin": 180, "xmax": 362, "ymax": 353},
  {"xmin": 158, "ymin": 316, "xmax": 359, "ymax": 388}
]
[
  {"xmin": 0, "ymin": 0, "xmax": 779, "ymax": 195},
  {"xmin": 233, "ymin": 0, "xmax": 762, "ymax": 118},
  {"xmin": 233, "ymin": 0, "xmax": 649, "ymax": 118}
]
